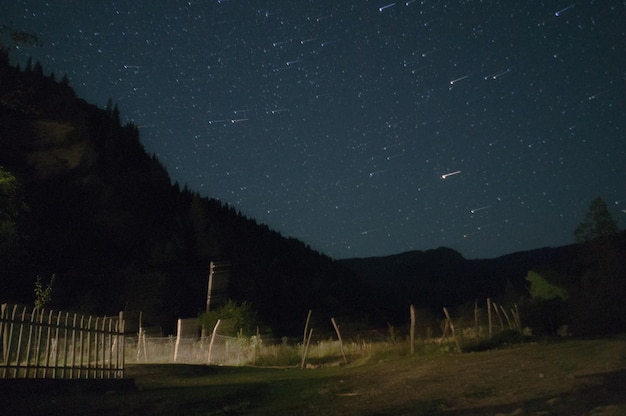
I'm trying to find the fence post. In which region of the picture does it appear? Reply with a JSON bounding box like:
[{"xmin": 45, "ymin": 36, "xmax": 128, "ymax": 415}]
[
  {"xmin": 118, "ymin": 311, "xmax": 125, "ymax": 379},
  {"xmin": 1, "ymin": 304, "xmax": 6, "ymax": 365},
  {"xmin": 492, "ymin": 302, "xmax": 504, "ymax": 330},
  {"xmin": 487, "ymin": 298, "xmax": 492, "ymax": 338},
  {"xmin": 331, "ymin": 317, "xmax": 347, "ymax": 364},
  {"xmin": 474, "ymin": 299, "xmax": 479, "ymax": 341},
  {"xmin": 300, "ymin": 310, "xmax": 312, "ymax": 369},
  {"xmin": 302, "ymin": 328, "xmax": 313, "ymax": 369},
  {"xmin": 207, "ymin": 319, "xmax": 221, "ymax": 364},
  {"xmin": 43, "ymin": 310, "xmax": 54, "ymax": 378},
  {"xmin": 409, "ymin": 304, "xmax": 416, "ymax": 355},
  {"xmin": 85, "ymin": 316, "xmax": 93, "ymax": 378},
  {"xmin": 15, "ymin": 306, "xmax": 27, "ymax": 378},
  {"xmin": 443, "ymin": 307, "xmax": 462, "ymax": 353},
  {"xmin": 174, "ymin": 319, "xmax": 182, "ymax": 362}
]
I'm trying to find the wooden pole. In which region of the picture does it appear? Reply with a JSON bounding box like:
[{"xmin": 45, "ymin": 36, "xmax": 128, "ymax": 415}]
[
  {"xmin": 443, "ymin": 307, "xmax": 462, "ymax": 353},
  {"xmin": 499, "ymin": 305, "xmax": 512, "ymax": 329},
  {"xmin": 206, "ymin": 262, "xmax": 215, "ymax": 315},
  {"xmin": 300, "ymin": 310, "xmax": 312, "ymax": 369},
  {"xmin": 474, "ymin": 299, "xmax": 479, "ymax": 341},
  {"xmin": 253, "ymin": 326, "xmax": 260, "ymax": 366},
  {"xmin": 174, "ymin": 318, "xmax": 182, "ymax": 362},
  {"xmin": 1, "ymin": 304, "xmax": 7, "ymax": 365},
  {"xmin": 331, "ymin": 317, "xmax": 347, "ymax": 364},
  {"xmin": 34, "ymin": 308, "xmax": 46, "ymax": 378},
  {"xmin": 137, "ymin": 311, "xmax": 143, "ymax": 361},
  {"xmin": 207, "ymin": 319, "xmax": 221, "ymax": 364},
  {"xmin": 512, "ymin": 305, "xmax": 522, "ymax": 332},
  {"xmin": 202, "ymin": 262, "xmax": 215, "ymax": 339},
  {"xmin": 118, "ymin": 311, "xmax": 125, "ymax": 379},
  {"xmin": 487, "ymin": 298, "xmax": 493, "ymax": 337},
  {"xmin": 69, "ymin": 312, "xmax": 77, "ymax": 379},
  {"xmin": 301, "ymin": 328, "xmax": 313, "ymax": 368},
  {"xmin": 439, "ymin": 319, "xmax": 450, "ymax": 344},
  {"xmin": 492, "ymin": 302, "xmax": 504, "ymax": 330},
  {"xmin": 409, "ymin": 304, "xmax": 416, "ymax": 355},
  {"xmin": 24, "ymin": 307, "xmax": 36, "ymax": 378}
]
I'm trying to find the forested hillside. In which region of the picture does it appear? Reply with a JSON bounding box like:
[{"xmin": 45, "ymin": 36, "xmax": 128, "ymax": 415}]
[{"xmin": 0, "ymin": 50, "xmax": 368, "ymax": 335}]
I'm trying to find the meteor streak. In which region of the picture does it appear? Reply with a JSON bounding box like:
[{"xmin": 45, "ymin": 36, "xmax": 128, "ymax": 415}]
[
  {"xmin": 470, "ymin": 205, "xmax": 491, "ymax": 214},
  {"xmin": 441, "ymin": 170, "xmax": 461, "ymax": 179},
  {"xmin": 379, "ymin": 3, "xmax": 396, "ymax": 12},
  {"xmin": 449, "ymin": 75, "xmax": 468, "ymax": 85},
  {"xmin": 555, "ymin": 4, "xmax": 574, "ymax": 16}
]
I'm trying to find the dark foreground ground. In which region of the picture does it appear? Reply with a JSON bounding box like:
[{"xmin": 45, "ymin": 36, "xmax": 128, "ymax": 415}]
[{"xmin": 1, "ymin": 338, "xmax": 625, "ymax": 415}]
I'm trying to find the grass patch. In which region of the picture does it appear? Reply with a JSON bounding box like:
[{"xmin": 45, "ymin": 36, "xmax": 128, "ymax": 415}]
[{"xmin": 464, "ymin": 329, "xmax": 532, "ymax": 352}]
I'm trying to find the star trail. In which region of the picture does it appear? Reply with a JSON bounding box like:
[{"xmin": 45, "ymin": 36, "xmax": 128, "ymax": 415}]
[{"xmin": 5, "ymin": 0, "xmax": 625, "ymax": 259}]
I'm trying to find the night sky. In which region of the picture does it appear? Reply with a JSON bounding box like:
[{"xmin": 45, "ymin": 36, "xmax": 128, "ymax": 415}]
[{"xmin": 4, "ymin": 1, "xmax": 626, "ymax": 260}]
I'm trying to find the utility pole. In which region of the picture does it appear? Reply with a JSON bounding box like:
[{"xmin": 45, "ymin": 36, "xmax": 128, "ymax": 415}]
[
  {"xmin": 202, "ymin": 261, "xmax": 230, "ymax": 338},
  {"xmin": 206, "ymin": 261, "xmax": 215, "ymax": 315},
  {"xmin": 202, "ymin": 262, "xmax": 215, "ymax": 338}
]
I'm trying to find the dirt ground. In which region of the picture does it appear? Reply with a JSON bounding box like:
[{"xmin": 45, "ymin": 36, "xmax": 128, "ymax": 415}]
[
  {"xmin": 323, "ymin": 338, "xmax": 626, "ymax": 415},
  {"xmin": 2, "ymin": 338, "xmax": 626, "ymax": 415}
]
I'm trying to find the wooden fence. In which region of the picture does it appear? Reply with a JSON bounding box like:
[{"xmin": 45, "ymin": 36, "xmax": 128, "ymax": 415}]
[{"xmin": 0, "ymin": 304, "xmax": 125, "ymax": 379}]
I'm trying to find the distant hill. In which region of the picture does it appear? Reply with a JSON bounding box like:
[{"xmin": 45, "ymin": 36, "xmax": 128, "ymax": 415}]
[
  {"xmin": 339, "ymin": 231, "xmax": 626, "ymax": 334},
  {"xmin": 339, "ymin": 238, "xmax": 623, "ymax": 326}
]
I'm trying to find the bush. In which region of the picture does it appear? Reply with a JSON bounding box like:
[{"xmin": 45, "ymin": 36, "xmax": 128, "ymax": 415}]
[{"xmin": 199, "ymin": 300, "xmax": 268, "ymax": 337}]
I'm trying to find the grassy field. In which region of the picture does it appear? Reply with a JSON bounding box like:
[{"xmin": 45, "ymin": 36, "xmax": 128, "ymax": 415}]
[{"xmin": 2, "ymin": 337, "xmax": 626, "ymax": 415}]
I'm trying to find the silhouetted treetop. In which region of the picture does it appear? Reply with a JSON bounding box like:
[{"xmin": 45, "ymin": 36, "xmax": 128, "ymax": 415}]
[{"xmin": 574, "ymin": 197, "xmax": 619, "ymax": 243}]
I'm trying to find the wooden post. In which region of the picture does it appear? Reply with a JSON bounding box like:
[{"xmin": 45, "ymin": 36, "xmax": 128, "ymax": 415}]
[
  {"xmin": 118, "ymin": 311, "xmax": 125, "ymax": 379},
  {"xmin": 137, "ymin": 311, "xmax": 144, "ymax": 361},
  {"xmin": 443, "ymin": 307, "xmax": 462, "ymax": 353},
  {"xmin": 0, "ymin": 304, "xmax": 5, "ymax": 364},
  {"xmin": 492, "ymin": 302, "xmax": 504, "ymax": 330},
  {"xmin": 69, "ymin": 312, "xmax": 77, "ymax": 379},
  {"xmin": 14, "ymin": 307, "xmax": 27, "ymax": 377},
  {"xmin": 331, "ymin": 317, "xmax": 347, "ymax": 364},
  {"xmin": 202, "ymin": 262, "xmax": 215, "ymax": 339},
  {"xmin": 253, "ymin": 326, "xmax": 260, "ymax": 366},
  {"xmin": 439, "ymin": 319, "xmax": 450, "ymax": 344},
  {"xmin": 206, "ymin": 262, "xmax": 215, "ymax": 315},
  {"xmin": 78, "ymin": 315, "xmax": 85, "ymax": 378},
  {"xmin": 301, "ymin": 328, "xmax": 313, "ymax": 368},
  {"xmin": 1, "ymin": 304, "xmax": 6, "ymax": 365},
  {"xmin": 409, "ymin": 304, "xmax": 416, "ymax": 355},
  {"xmin": 84, "ymin": 316, "xmax": 92, "ymax": 379},
  {"xmin": 207, "ymin": 319, "xmax": 221, "ymax": 364},
  {"xmin": 487, "ymin": 298, "xmax": 492, "ymax": 338},
  {"xmin": 499, "ymin": 305, "xmax": 512, "ymax": 329},
  {"xmin": 474, "ymin": 299, "xmax": 479, "ymax": 341},
  {"xmin": 34, "ymin": 308, "xmax": 46, "ymax": 378},
  {"xmin": 300, "ymin": 310, "xmax": 312, "ymax": 369},
  {"xmin": 97, "ymin": 314, "xmax": 104, "ymax": 379},
  {"xmin": 174, "ymin": 318, "xmax": 182, "ymax": 362},
  {"xmin": 24, "ymin": 307, "xmax": 37, "ymax": 378},
  {"xmin": 511, "ymin": 305, "xmax": 522, "ymax": 332}
]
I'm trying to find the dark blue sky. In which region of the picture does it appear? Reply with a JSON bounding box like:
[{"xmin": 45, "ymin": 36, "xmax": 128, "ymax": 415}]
[{"xmin": 4, "ymin": 1, "xmax": 625, "ymax": 259}]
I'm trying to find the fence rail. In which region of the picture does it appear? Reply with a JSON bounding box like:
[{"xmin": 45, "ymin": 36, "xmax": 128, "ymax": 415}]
[{"xmin": 0, "ymin": 304, "xmax": 125, "ymax": 379}]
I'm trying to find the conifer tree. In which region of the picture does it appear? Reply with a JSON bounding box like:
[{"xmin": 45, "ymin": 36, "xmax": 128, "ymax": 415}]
[{"xmin": 574, "ymin": 197, "xmax": 618, "ymax": 243}]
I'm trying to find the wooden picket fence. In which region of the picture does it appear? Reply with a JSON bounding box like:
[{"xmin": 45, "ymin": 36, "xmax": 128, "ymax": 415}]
[{"xmin": 0, "ymin": 304, "xmax": 125, "ymax": 379}]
